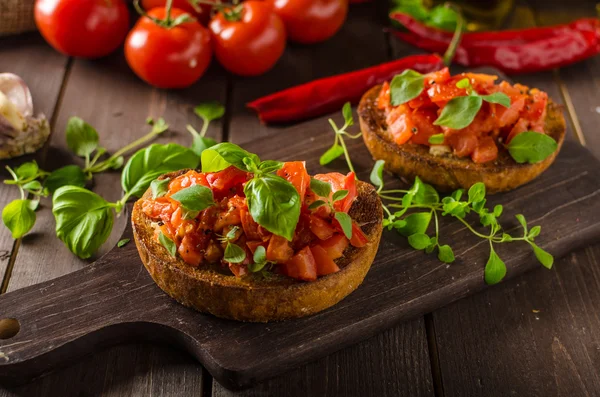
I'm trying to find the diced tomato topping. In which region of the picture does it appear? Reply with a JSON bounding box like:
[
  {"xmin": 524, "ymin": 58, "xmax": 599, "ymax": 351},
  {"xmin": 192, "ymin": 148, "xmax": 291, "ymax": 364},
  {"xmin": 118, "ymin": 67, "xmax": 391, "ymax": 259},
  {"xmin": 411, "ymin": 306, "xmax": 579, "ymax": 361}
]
[
  {"xmin": 377, "ymin": 81, "xmax": 391, "ymax": 110},
  {"xmin": 319, "ymin": 233, "xmax": 349, "ymax": 260},
  {"xmin": 386, "ymin": 105, "xmax": 415, "ymax": 145},
  {"xmin": 214, "ymin": 195, "xmax": 244, "ymax": 232},
  {"xmin": 277, "ymin": 161, "xmax": 310, "ymax": 202},
  {"xmin": 310, "ymin": 245, "xmax": 340, "ymax": 276},
  {"xmin": 349, "ymin": 222, "xmax": 369, "ymax": 248},
  {"xmin": 168, "ymin": 170, "xmax": 209, "ymax": 194},
  {"xmin": 313, "ymin": 172, "xmax": 357, "ymax": 213},
  {"xmin": 240, "ymin": 208, "xmax": 261, "ymax": 240},
  {"xmin": 409, "ymin": 108, "xmax": 443, "ymax": 146},
  {"xmin": 471, "ymin": 136, "xmax": 498, "ymax": 164},
  {"xmin": 178, "ymin": 235, "xmax": 203, "ymax": 267},
  {"xmin": 266, "ymin": 234, "xmax": 294, "ymax": 263},
  {"xmin": 229, "ymin": 263, "xmax": 249, "ymax": 277},
  {"xmin": 205, "ymin": 166, "xmax": 249, "ymax": 198},
  {"xmin": 309, "ymin": 215, "xmax": 336, "ymax": 241},
  {"xmin": 282, "ymin": 246, "xmax": 317, "ymax": 282},
  {"xmin": 246, "ymin": 240, "xmax": 267, "ymax": 254}
]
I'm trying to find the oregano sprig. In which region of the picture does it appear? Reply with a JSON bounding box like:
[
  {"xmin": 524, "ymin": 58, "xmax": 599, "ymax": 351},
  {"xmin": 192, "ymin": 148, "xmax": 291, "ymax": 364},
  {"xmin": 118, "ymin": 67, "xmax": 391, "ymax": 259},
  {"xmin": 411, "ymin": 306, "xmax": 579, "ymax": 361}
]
[{"xmin": 320, "ymin": 102, "xmax": 361, "ymax": 173}]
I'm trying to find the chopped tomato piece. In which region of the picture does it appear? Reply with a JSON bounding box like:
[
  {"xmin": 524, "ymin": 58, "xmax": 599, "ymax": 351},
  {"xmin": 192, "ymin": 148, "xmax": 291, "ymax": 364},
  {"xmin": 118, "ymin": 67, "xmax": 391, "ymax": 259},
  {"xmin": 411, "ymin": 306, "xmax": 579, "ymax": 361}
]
[
  {"xmin": 240, "ymin": 208, "xmax": 261, "ymax": 240},
  {"xmin": 142, "ymin": 199, "xmax": 173, "ymax": 223},
  {"xmin": 319, "ymin": 233, "xmax": 349, "ymax": 260},
  {"xmin": 178, "ymin": 235, "xmax": 203, "ymax": 267},
  {"xmin": 277, "ymin": 161, "xmax": 310, "ymax": 202},
  {"xmin": 447, "ymin": 132, "xmax": 478, "ymax": 158},
  {"xmin": 309, "ymin": 215, "xmax": 336, "ymax": 241},
  {"xmin": 386, "ymin": 105, "xmax": 415, "ymax": 145},
  {"xmin": 246, "ymin": 240, "xmax": 267, "ymax": 254},
  {"xmin": 214, "ymin": 195, "xmax": 244, "ymax": 232},
  {"xmin": 471, "ymin": 136, "xmax": 499, "ymax": 163},
  {"xmin": 205, "ymin": 166, "xmax": 249, "ymax": 198},
  {"xmin": 313, "ymin": 172, "xmax": 357, "ymax": 213},
  {"xmin": 506, "ymin": 117, "xmax": 529, "ymax": 143},
  {"xmin": 282, "ymin": 246, "xmax": 317, "ymax": 281},
  {"xmin": 409, "ymin": 108, "xmax": 443, "ymax": 145},
  {"xmin": 229, "ymin": 263, "xmax": 249, "ymax": 277},
  {"xmin": 310, "ymin": 245, "xmax": 340, "ymax": 276},
  {"xmin": 377, "ymin": 81, "xmax": 391, "ymax": 110},
  {"xmin": 349, "ymin": 222, "xmax": 368, "ymax": 248},
  {"xmin": 292, "ymin": 213, "xmax": 315, "ymax": 250},
  {"xmin": 266, "ymin": 234, "xmax": 294, "ymax": 263},
  {"xmin": 168, "ymin": 170, "xmax": 209, "ymax": 194}
]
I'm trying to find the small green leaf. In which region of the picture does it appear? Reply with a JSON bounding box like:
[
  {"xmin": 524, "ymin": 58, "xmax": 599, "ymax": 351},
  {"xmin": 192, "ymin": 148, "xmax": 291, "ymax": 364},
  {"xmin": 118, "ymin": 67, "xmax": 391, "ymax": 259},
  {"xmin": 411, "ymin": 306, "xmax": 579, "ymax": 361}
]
[
  {"xmin": 225, "ymin": 226, "xmax": 240, "ymax": 241},
  {"xmin": 450, "ymin": 189, "xmax": 464, "ymax": 201},
  {"xmin": 426, "ymin": 4, "xmax": 459, "ymax": 31},
  {"xmin": 332, "ymin": 190, "xmax": 349, "ymax": 202},
  {"xmin": 468, "ymin": 183, "xmax": 486, "ymax": 203},
  {"xmin": 66, "ymin": 117, "xmax": 99, "ymax": 157},
  {"xmin": 117, "ymin": 238, "xmax": 130, "ymax": 248},
  {"xmin": 456, "ymin": 78, "xmax": 471, "ymax": 89},
  {"xmin": 390, "ymin": 69, "xmax": 425, "ymax": 105},
  {"xmin": 500, "ymin": 233, "xmax": 513, "ymax": 242},
  {"xmin": 408, "ymin": 233, "xmax": 431, "ymax": 250},
  {"xmin": 398, "ymin": 212, "xmax": 432, "ymax": 237},
  {"xmin": 532, "ymin": 244, "xmax": 553, "ymax": 269},
  {"xmin": 191, "ymin": 136, "xmax": 218, "ymax": 157},
  {"xmin": 320, "ymin": 144, "xmax": 345, "ymax": 166},
  {"xmin": 159, "ymin": 232, "xmax": 176, "ymax": 257},
  {"xmin": 15, "ymin": 161, "xmax": 39, "ymax": 180},
  {"xmin": 472, "ymin": 199, "xmax": 486, "ymax": 213},
  {"xmin": 428, "ymin": 133, "xmax": 445, "ymax": 145},
  {"xmin": 438, "ymin": 245, "xmax": 455, "ymax": 263},
  {"xmin": 258, "ymin": 160, "xmax": 284, "ymax": 174},
  {"xmin": 201, "ymin": 142, "xmax": 259, "ymax": 173},
  {"xmin": 22, "ymin": 180, "xmax": 43, "ymax": 192},
  {"xmin": 310, "ymin": 178, "xmax": 332, "ymax": 198},
  {"xmin": 308, "ymin": 200, "xmax": 327, "ymax": 210},
  {"xmin": 150, "ymin": 178, "xmax": 170, "ymax": 199},
  {"xmin": 528, "ymin": 225, "xmax": 541, "ymax": 239},
  {"xmin": 370, "ymin": 159, "xmax": 385, "ymax": 189},
  {"xmin": 480, "ymin": 211, "xmax": 496, "ymax": 227},
  {"xmin": 493, "ymin": 204, "xmax": 503, "ymax": 217},
  {"xmin": 434, "ymin": 96, "xmax": 483, "ymax": 130},
  {"xmin": 506, "ymin": 131, "xmax": 558, "ymax": 164},
  {"xmin": 224, "ymin": 242, "xmax": 246, "ymax": 264},
  {"xmin": 482, "ymin": 92, "xmax": 511, "ymax": 108},
  {"xmin": 413, "ymin": 179, "xmax": 439, "ymax": 204},
  {"xmin": 170, "ymin": 185, "xmax": 215, "ymax": 213},
  {"xmin": 515, "ymin": 214, "xmax": 528, "ymax": 234},
  {"xmin": 194, "ymin": 101, "xmax": 225, "ymax": 122},
  {"xmin": 2, "ymin": 199, "xmax": 36, "ymax": 239},
  {"xmin": 335, "ymin": 212, "xmax": 353, "ymax": 239},
  {"xmin": 484, "ymin": 248, "xmax": 506, "ymax": 285},
  {"xmin": 45, "ymin": 165, "xmax": 87, "ymax": 194},
  {"xmin": 253, "ymin": 245, "xmax": 266, "ymax": 264},
  {"xmin": 342, "ymin": 102, "xmax": 354, "ymax": 126}
]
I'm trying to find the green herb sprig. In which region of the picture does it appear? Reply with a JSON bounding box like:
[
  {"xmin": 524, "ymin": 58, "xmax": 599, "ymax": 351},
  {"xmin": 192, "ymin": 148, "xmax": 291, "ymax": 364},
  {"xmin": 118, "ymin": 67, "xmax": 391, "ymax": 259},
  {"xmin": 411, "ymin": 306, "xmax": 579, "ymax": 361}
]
[
  {"xmin": 320, "ymin": 102, "xmax": 361, "ymax": 173},
  {"xmin": 187, "ymin": 101, "xmax": 225, "ymax": 156},
  {"xmin": 308, "ymin": 178, "xmax": 353, "ymax": 239},
  {"xmin": 219, "ymin": 226, "xmax": 246, "ymax": 264}
]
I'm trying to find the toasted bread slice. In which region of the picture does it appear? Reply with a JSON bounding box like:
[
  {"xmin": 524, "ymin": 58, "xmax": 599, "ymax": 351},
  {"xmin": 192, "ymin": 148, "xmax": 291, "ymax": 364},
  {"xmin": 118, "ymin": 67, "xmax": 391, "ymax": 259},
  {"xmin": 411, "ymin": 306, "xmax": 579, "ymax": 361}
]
[
  {"xmin": 358, "ymin": 85, "xmax": 566, "ymax": 193},
  {"xmin": 132, "ymin": 171, "xmax": 383, "ymax": 322}
]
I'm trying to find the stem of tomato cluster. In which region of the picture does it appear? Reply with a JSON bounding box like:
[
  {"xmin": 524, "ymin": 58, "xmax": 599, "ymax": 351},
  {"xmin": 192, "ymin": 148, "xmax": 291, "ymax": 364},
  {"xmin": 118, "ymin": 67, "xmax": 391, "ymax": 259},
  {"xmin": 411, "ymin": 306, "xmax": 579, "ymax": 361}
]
[{"xmin": 443, "ymin": 3, "xmax": 465, "ymax": 66}]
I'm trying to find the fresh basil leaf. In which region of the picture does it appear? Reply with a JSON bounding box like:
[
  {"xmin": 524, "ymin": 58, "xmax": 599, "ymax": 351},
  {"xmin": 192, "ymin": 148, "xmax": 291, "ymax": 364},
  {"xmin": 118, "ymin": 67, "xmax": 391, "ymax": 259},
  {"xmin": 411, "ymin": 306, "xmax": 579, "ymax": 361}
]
[
  {"xmin": 66, "ymin": 117, "xmax": 99, "ymax": 157},
  {"xmin": 224, "ymin": 242, "xmax": 246, "ymax": 264},
  {"xmin": 170, "ymin": 185, "xmax": 215, "ymax": 214},
  {"xmin": 413, "ymin": 178, "xmax": 439, "ymax": 204},
  {"xmin": 15, "ymin": 161, "xmax": 39, "ymax": 180},
  {"xmin": 151, "ymin": 178, "xmax": 170, "ymax": 199},
  {"xmin": 45, "ymin": 165, "xmax": 87, "ymax": 194},
  {"xmin": 506, "ymin": 131, "xmax": 558, "ymax": 164},
  {"xmin": 397, "ymin": 212, "xmax": 432, "ymax": 237},
  {"xmin": 342, "ymin": 102, "xmax": 354, "ymax": 126},
  {"xmin": 191, "ymin": 136, "xmax": 217, "ymax": 157},
  {"xmin": 258, "ymin": 160, "xmax": 284, "ymax": 173},
  {"xmin": 515, "ymin": 214, "xmax": 528, "ymax": 234},
  {"xmin": 308, "ymin": 200, "xmax": 327, "ymax": 210},
  {"xmin": 158, "ymin": 232, "xmax": 176, "ymax": 257},
  {"xmin": 28, "ymin": 199, "xmax": 40, "ymax": 211},
  {"xmin": 531, "ymin": 244, "xmax": 553, "ymax": 269},
  {"xmin": 52, "ymin": 186, "xmax": 114, "ymax": 259},
  {"xmin": 437, "ymin": 244, "xmax": 455, "ymax": 263},
  {"xmin": 428, "ymin": 133, "xmax": 445, "ymax": 145},
  {"xmin": 481, "ymin": 92, "xmax": 511, "ymax": 108},
  {"xmin": 426, "ymin": 4, "xmax": 458, "ymax": 31},
  {"xmin": 528, "ymin": 225, "xmax": 541, "ymax": 239},
  {"xmin": 320, "ymin": 144, "xmax": 345, "ymax": 166},
  {"xmin": 334, "ymin": 211, "xmax": 353, "ymax": 239},
  {"xmin": 332, "ymin": 190, "xmax": 349, "ymax": 202},
  {"xmin": 434, "ymin": 96, "xmax": 483, "ymax": 130},
  {"xmin": 22, "ymin": 180, "xmax": 43, "ymax": 192},
  {"xmin": 390, "ymin": 69, "xmax": 425, "ymax": 105},
  {"xmin": 468, "ymin": 183, "xmax": 485, "ymax": 203},
  {"xmin": 253, "ymin": 245, "xmax": 267, "ymax": 264},
  {"xmin": 370, "ymin": 159, "xmax": 385, "ymax": 189},
  {"xmin": 194, "ymin": 101, "xmax": 225, "ymax": 122},
  {"xmin": 484, "ymin": 248, "xmax": 506, "ymax": 285},
  {"xmin": 117, "ymin": 238, "xmax": 130, "ymax": 248},
  {"xmin": 244, "ymin": 174, "xmax": 301, "ymax": 241},
  {"xmin": 201, "ymin": 142, "xmax": 260, "ymax": 173},
  {"xmin": 122, "ymin": 143, "xmax": 199, "ymax": 199},
  {"xmin": 310, "ymin": 178, "xmax": 332, "ymax": 198},
  {"xmin": 2, "ymin": 199, "xmax": 36, "ymax": 239},
  {"xmin": 408, "ymin": 233, "xmax": 431, "ymax": 250}
]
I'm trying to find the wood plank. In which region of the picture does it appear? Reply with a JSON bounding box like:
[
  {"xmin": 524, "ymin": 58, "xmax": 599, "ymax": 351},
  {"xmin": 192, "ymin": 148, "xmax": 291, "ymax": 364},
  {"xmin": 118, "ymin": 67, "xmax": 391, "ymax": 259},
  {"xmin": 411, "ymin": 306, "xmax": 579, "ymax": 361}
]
[
  {"xmin": 214, "ymin": 2, "xmax": 435, "ymax": 395},
  {"xmin": 0, "ymin": 33, "xmax": 68, "ymax": 289},
  {"xmin": 1, "ymin": 48, "xmax": 227, "ymax": 396},
  {"xmin": 429, "ymin": 2, "xmax": 600, "ymax": 396}
]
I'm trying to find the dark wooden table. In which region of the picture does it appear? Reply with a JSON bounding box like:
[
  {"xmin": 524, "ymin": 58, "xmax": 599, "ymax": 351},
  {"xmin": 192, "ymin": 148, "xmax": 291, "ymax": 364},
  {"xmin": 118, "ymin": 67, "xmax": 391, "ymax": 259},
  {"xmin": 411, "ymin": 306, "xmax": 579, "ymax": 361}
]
[{"xmin": 1, "ymin": 1, "xmax": 599, "ymax": 396}]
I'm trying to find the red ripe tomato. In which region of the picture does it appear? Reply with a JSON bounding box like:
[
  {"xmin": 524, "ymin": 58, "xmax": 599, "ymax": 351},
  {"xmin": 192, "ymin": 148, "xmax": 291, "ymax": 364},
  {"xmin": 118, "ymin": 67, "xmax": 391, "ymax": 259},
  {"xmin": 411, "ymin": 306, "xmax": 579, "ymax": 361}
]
[
  {"xmin": 34, "ymin": 0, "xmax": 129, "ymax": 58},
  {"xmin": 209, "ymin": 1, "xmax": 286, "ymax": 76},
  {"xmin": 267, "ymin": 0, "xmax": 348, "ymax": 44},
  {"xmin": 125, "ymin": 7, "xmax": 213, "ymax": 88},
  {"xmin": 141, "ymin": 0, "xmax": 216, "ymax": 25}
]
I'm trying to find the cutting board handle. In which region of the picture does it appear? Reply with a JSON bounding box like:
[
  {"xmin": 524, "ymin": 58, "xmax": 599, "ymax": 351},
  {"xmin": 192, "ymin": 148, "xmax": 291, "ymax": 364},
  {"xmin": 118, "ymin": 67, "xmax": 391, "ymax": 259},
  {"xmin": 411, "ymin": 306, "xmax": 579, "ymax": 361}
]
[{"xmin": 0, "ymin": 208, "xmax": 189, "ymax": 386}]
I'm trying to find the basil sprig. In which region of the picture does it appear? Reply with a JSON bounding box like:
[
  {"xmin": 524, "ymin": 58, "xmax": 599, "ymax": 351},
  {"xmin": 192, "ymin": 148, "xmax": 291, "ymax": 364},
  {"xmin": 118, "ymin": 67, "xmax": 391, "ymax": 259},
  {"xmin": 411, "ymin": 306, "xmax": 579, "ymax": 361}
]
[
  {"xmin": 202, "ymin": 143, "xmax": 300, "ymax": 241},
  {"xmin": 320, "ymin": 102, "xmax": 362, "ymax": 173}
]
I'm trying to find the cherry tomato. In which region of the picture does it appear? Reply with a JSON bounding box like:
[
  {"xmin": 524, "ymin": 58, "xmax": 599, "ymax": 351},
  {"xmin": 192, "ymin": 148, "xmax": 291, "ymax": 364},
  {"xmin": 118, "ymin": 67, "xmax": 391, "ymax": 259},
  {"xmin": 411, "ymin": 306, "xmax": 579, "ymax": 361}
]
[
  {"xmin": 34, "ymin": 0, "xmax": 129, "ymax": 58},
  {"xmin": 267, "ymin": 0, "xmax": 348, "ymax": 44},
  {"xmin": 209, "ymin": 1, "xmax": 286, "ymax": 76},
  {"xmin": 125, "ymin": 7, "xmax": 213, "ymax": 89},
  {"xmin": 141, "ymin": 0, "xmax": 216, "ymax": 25}
]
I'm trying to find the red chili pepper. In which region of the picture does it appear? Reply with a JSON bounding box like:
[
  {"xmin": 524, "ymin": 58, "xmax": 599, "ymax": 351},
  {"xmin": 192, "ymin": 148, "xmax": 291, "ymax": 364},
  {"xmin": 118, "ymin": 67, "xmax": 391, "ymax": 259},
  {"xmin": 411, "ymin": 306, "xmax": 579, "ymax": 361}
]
[
  {"xmin": 247, "ymin": 54, "xmax": 444, "ymax": 123},
  {"xmin": 390, "ymin": 12, "xmax": 600, "ymax": 74}
]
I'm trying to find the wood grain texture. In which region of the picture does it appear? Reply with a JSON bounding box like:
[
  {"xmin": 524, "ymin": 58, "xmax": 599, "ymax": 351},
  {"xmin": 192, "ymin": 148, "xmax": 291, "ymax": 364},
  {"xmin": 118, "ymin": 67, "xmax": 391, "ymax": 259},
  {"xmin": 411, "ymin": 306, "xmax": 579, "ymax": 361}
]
[{"xmin": 0, "ymin": 47, "xmax": 227, "ymax": 396}]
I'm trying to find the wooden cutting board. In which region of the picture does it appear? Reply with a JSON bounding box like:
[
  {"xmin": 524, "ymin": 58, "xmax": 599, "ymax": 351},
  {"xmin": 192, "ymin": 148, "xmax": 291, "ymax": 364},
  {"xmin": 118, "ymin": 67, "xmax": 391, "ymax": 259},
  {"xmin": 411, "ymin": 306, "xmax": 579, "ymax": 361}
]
[{"xmin": 0, "ymin": 127, "xmax": 598, "ymax": 389}]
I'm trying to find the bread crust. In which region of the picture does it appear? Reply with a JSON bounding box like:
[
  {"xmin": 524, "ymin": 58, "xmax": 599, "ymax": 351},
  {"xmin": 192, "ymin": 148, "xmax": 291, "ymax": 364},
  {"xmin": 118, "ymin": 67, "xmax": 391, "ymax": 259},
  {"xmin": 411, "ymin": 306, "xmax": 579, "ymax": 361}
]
[
  {"xmin": 358, "ymin": 84, "xmax": 566, "ymax": 193},
  {"xmin": 132, "ymin": 172, "xmax": 383, "ymax": 322}
]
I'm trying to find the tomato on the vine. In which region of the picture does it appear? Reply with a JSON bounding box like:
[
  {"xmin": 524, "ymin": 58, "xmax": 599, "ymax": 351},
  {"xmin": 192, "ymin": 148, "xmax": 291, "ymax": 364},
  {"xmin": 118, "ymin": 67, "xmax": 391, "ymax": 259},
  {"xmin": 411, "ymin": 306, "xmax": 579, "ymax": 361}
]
[
  {"xmin": 267, "ymin": 0, "xmax": 348, "ymax": 44},
  {"xmin": 34, "ymin": 0, "xmax": 130, "ymax": 58},
  {"xmin": 140, "ymin": 0, "xmax": 216, "ymax": 25},
  {"xmin": 125, "ymin": 7, "xmax": 212, "ymax": 88},
  {"xmin": 209, "ymin": 1, "xmax": 286, "ymax": 76}
]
